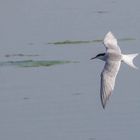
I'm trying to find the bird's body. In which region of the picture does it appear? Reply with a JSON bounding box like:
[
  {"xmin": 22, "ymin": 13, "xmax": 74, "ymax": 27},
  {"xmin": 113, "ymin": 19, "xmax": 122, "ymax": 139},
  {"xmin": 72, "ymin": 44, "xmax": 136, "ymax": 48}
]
[{"xmin": 91, "ymin": 32, "xmax": 138, "ymax": 109}]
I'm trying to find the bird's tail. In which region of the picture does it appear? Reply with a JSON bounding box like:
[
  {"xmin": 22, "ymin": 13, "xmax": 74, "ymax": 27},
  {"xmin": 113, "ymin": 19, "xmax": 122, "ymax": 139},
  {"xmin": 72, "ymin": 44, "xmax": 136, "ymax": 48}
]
[{"xmin": 122, "ymin": 53, "xmax": 139, "ymax": 69}]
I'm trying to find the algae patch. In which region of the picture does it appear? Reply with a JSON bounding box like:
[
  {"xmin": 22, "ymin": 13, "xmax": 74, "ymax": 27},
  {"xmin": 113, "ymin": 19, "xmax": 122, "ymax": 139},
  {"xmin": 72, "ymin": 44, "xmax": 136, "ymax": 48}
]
[
  {"xmin": 0, "ymin": 60, "xmax": 77, "ymax": 67},
  {"xmin": 48, "ymin": 38, "xmax": 135, "ymax": 45},
  {"xmin": 48, "ymin": 40, "xmax": 102, "ymax": 45}
]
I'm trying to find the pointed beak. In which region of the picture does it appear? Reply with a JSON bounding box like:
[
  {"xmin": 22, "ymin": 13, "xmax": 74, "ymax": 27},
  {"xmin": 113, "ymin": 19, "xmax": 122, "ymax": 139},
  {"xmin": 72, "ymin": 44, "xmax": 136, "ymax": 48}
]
[{"xmin": 90, "ymin": 56, "xmax": 96, "ymax": 60}]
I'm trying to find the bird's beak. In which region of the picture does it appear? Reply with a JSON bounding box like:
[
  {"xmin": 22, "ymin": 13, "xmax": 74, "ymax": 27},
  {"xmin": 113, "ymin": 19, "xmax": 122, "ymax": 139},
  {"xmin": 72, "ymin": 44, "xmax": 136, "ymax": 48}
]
[{"xmin": 90, "ymin": 56, "xmax": 96, "ymax": 60}]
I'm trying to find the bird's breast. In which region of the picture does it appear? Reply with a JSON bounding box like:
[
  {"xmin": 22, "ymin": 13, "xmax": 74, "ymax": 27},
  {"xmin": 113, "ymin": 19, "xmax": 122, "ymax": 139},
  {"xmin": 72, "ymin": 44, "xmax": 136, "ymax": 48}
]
[{"xmin": 106, "ymin": 52, "xmax": 122, "ymax": 61}]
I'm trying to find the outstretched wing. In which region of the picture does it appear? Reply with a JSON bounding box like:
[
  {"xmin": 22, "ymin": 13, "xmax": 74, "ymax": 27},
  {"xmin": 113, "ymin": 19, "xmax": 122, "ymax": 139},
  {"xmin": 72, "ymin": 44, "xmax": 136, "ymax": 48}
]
[
  {"xmin": 100, "ymin": 60, "xmax": 121, "ymax": 109},
  {"xmin": 103, "ymin": 32, "xmax": 121, "ymax": 54}
]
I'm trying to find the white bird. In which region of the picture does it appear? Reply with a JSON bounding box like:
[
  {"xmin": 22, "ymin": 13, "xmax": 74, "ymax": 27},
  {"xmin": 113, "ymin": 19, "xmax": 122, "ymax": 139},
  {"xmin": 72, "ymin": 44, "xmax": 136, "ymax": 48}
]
[{"xmin": 91, "ymin": 31, "xmax": 138, "ymax": 109}]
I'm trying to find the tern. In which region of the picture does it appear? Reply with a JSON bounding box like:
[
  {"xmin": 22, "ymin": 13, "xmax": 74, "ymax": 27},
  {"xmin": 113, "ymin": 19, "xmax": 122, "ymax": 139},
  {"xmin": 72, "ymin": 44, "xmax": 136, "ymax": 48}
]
[{"xmin": 91, "ymin": 31, "xmax": 138, "ymax": 109}]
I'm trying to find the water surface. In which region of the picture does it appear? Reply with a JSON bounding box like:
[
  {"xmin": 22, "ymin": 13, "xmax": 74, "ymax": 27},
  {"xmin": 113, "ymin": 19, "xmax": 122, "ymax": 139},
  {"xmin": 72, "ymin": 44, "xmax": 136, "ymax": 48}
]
[{"xmin": 0, "ymin": 0, "xmax": 140, "ymax": 140}]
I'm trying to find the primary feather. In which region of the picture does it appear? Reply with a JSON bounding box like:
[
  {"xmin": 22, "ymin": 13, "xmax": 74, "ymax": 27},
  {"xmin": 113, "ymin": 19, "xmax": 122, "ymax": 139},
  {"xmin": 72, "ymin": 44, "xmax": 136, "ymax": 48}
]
[
  {"xmin": 100, "ymin": 60, "xmax": 121, "ymax": 108},
  {"xmin": 101, "ymin": 32, "xmax": 122, "ymax": 108},
  {"xmin": 103, "ymin": 31, "xmax": 121, "ymax": 54}
]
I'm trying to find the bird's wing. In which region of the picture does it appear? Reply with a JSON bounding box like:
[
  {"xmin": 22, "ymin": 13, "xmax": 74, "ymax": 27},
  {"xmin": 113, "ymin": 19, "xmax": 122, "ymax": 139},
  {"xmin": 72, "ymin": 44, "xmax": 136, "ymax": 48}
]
[
  {"xmin": 100, "ymin": 60, "xmax": 121, "ymax": 109},
  {"xmin": 103, "ymin": 32, "xmax": 121, "ymax": 53}
]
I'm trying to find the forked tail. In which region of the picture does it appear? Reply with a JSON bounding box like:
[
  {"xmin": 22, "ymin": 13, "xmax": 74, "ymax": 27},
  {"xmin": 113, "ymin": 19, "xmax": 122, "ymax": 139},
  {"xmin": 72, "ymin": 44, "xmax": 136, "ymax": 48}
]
[{"xmin": 122, "ymin": 53, "xmax": 139, "ymax": 69}]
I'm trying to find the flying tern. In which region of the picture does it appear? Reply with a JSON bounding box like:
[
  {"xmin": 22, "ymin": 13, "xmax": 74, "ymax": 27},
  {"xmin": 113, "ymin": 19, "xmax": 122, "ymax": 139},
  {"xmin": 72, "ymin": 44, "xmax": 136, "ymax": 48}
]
[{"xmin": 91, "ymin": 31, "xmax": 138, "ymax": 109}]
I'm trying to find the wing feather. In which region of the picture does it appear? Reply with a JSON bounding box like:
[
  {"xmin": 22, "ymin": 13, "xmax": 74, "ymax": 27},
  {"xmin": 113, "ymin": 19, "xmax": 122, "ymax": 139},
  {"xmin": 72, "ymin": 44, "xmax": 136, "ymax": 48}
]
[
  {"xmin": 100, "ymin": 60, "xmax": 121, "ymax": 109},
  {"xmin": 103, "ymin": 32, "xmax": 121, "ymax": 54},
  {"xmin": 100, "ymin": 31, "xmax": 122, "ymax": 109}
]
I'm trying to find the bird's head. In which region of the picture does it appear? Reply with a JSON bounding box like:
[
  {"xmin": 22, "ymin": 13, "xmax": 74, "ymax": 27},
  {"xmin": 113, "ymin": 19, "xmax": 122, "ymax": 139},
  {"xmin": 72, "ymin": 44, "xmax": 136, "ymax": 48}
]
[{"xmin": 90, "ymin": 53, "xmax": 106, "ymax": 61}]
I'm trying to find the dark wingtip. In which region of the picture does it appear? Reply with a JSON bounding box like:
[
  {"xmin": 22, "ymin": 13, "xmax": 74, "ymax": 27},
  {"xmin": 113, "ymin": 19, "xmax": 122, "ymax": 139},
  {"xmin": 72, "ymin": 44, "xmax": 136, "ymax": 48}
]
[
  {"xmin": 103, "ymin": 105, "xmax": 105, "ymax": 109},
  {"xmin": 101, "ymin": 102, "xmax": 106, "ymax": 109},
  {"xmin": 100, "ymin": 95, "xmax": 107, "ymax": 109}
]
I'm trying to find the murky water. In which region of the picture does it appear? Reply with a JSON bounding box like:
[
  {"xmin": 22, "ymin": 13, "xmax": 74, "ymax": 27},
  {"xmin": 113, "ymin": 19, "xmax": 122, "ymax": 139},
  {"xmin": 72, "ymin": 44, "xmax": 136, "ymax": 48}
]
[{"xmin": 0, "ymin": 0, "xmax": 140, "ymax": 140}]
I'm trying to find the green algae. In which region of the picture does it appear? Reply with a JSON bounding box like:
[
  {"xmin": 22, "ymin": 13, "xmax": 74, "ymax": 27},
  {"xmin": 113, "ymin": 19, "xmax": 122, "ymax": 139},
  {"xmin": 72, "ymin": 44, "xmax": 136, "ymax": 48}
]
[{"xmin": 0, "ymin": 60, "xmax": 78, "ymax": 67}]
